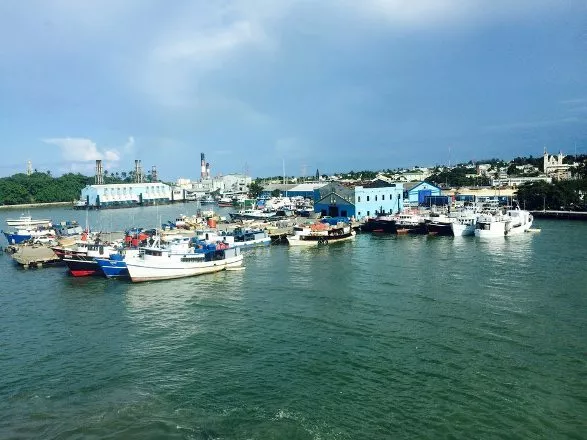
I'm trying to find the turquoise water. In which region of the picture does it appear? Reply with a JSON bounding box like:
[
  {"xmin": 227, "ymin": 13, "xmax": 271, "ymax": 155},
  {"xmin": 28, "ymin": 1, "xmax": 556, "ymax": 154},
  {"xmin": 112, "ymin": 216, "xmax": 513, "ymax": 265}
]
[{"xmin": 1, "ymin": 205, "xmax": 586, "ymax": 439}]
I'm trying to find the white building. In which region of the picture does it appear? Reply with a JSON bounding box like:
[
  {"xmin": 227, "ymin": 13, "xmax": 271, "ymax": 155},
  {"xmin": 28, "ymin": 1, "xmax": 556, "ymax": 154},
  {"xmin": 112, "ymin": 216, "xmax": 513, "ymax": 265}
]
[
  {"xmin": 78, "ymin": 182, "xmax": 173, "ymax": 208},
  {"xmin": 222, "ymin": 174, "xmax": 252, "ymax": 194},
  {"xmin": 491, "ymin": 176, "xmax": 552, "ymax": 187},
  {"xmin": 543, "ymin": 149, "xmax": 575, "ymax": 180}
]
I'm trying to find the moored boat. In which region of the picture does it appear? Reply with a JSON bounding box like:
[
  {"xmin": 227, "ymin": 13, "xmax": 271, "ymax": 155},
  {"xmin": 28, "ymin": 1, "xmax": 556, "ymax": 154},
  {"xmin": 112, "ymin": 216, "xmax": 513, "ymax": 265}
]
[
  {"xmin": 2, "ymin": 225, "xmax": 57, "ymax": 245},
  {"xmin": 6, "ymin": 215, "xmax": 52, "ymax": 228},
  {"xmin": 474, "ymin": 208, "xmax": 533, "ymax": 238},
  {"xmin": 360, "ymin": 215, "xmax": 397, "ymax": 233},
  {"xmin": 286, "ymin": 223, "xmax": 355, "ymax": 246},
  {"xmin": 196, "ymin": 228, "xmax": 271, "ymax": 249},
  {"xmin": 95, "ymin": 249, "xmax": 140, "ymax": 279},
  {"xmin": 125, "ymin": 239, "xmax": 243, "ymax": 282},
  {"xmin": 229, "ymin": 209, "xmax": 277, "ymax": 221},
  {"xmin": 63, "ymin": 243, "xmax": 119, "ymax": 277},
  {"xmin": 451, "ymin": 216, "xmax": 477, "ymax": 236}
]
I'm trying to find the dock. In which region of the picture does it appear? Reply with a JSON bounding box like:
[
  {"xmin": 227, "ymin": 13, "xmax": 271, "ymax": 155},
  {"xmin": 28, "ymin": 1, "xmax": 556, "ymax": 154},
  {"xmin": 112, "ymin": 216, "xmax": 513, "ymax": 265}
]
[
  {"xmin": 531, "ymin": 210, "xmax": 587, "ymax": 221},
  {"xmin": 9, "ymin": 246, "xmax": 62, "ymax": 269}
]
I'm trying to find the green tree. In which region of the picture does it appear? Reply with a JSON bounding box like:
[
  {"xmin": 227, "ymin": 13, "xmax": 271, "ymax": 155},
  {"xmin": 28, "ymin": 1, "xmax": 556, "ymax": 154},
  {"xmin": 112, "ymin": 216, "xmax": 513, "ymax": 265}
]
[{"xmin": 249, "ymin": 181, "xmax": 264, "ymax": 198}]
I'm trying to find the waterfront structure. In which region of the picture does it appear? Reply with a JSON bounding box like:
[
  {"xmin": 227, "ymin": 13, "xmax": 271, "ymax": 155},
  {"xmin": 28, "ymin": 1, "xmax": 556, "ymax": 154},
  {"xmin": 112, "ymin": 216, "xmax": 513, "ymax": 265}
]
[
  {"xmin": 403, "ymin": 181, "xmax": 442, "ymax": 206},
  {"xmin": 354, "ymin": 182, "xmax": 404, "ymax": 220},
  {"xmin": 78, "ymin": 182, "xmax": 173, "ymax": 208},
  {"xmin": 313, "ymin": 182, "xmax": 356, "ymax": 218}
]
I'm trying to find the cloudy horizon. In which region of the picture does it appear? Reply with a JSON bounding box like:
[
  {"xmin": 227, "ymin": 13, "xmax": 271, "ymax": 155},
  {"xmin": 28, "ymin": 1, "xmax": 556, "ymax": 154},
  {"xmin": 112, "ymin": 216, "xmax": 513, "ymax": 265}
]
[{"xmin": 0, "ymin": 0, "xmax": 585, "ymax": 179}]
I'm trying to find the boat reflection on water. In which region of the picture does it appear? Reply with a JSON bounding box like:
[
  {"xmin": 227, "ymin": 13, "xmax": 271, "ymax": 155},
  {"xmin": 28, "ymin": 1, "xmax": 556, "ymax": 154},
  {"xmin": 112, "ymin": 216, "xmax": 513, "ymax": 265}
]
[{"xmin": 124, "ymin": 270, "xmax": 245, "ymax": 314}]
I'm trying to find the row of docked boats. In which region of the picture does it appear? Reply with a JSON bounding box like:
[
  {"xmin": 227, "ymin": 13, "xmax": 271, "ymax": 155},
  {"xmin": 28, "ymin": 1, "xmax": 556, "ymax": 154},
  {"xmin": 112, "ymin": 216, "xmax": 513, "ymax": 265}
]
[
  {"xmin": 40, "ymin": 216, "xmax": 355, "ymax": 281},
  {"xmin": 49, "ymin": 225, "xmax": 273, "ymax": 282},
  {"xmin": 2, "ymin": 215, "xmax": 84, "ymax": 245},
  {"xmin": 361, "ymin": 205, "xmax": 534, "ymax": 238}
]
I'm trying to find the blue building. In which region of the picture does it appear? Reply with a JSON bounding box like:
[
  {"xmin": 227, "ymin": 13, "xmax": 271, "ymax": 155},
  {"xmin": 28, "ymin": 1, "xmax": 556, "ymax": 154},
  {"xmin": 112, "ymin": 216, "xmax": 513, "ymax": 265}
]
[
  {"xmin": 354, "ymin": 182, "xmax": 404, "ymax": 220},
  {"xmin": 403, "ymin": 181, "xmax": 442, "ymax": 206},
  {"xmin": 313, "ymin": 183, "xmax": 356, "ymax": 218}
]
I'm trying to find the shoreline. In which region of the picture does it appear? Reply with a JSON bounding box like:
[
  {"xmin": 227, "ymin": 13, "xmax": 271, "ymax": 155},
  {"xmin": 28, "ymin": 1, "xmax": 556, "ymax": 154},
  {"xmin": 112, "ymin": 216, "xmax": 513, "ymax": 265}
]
[{"xmin": 0, "ymin": 201, "xmax": 73, "ymax": 210}]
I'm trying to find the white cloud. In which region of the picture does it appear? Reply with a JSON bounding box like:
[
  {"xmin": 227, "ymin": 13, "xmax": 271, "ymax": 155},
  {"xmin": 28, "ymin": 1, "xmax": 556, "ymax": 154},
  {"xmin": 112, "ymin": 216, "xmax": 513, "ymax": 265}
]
[{"xmin": 42, "ymin": 136, "xmax": 133, "ymax": 163}]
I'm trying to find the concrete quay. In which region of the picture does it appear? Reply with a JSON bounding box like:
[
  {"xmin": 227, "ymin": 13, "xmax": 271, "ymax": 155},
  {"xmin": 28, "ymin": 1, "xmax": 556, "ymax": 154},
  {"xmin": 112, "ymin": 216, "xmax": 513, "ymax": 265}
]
[{"xmin": 531, "ymin": 210, "xmax": 587, "ymax": 221}]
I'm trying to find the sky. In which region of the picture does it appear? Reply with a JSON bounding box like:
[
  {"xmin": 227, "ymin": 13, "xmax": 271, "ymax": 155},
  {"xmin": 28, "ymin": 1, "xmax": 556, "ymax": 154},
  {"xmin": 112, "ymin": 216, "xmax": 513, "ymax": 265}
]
[{"xmin": 0, "ymin": 0, "xmax": 586, "ymax": 180}]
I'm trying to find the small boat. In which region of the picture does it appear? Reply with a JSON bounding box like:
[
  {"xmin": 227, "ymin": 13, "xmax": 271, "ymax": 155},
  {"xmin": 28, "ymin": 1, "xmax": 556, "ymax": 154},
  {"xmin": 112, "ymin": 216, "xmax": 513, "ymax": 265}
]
[
  {"xmin": 125, "ymin": 238, "xmax": 244, "ymax": 282},
  {"xmin": 199, "ymin": 194, "xmax": 216, "ymax": 205},
  {"xmin": 217, "ymin": 197, "xmax": 234, "ymax": 207},
  {"xmin": 6, "ymin": 215, "xmax": 52, "ymax": 228},
  {"xmin": 286, "ymin": 223, "xmax": 355, "ymax": 246}
]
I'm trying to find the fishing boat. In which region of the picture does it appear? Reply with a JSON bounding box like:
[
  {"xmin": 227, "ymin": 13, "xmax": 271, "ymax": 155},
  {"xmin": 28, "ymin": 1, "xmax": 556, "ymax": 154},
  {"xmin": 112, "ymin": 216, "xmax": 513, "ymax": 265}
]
[
  {"xmin": 125, "ymin": 237, "xmax": 243, "ymax": 282},
  {"xmin": 286, "ymin": 223, "xmax": 355, "ymax": 246},
  {"xmin": 95, "ymin": 249, "xmax": 140, "ymax": 279},
  {"xmin": 474, "ymin": 208, "xmax": 533, "ymax": 238},
  {"xmin": 63, "ymin": 243, "xmax": 120, "ymax": 277},
  {"xmin": 199, "ymin": 194, "xmax": 216, "ymax": 205},
  {"xmin": 229, "ymin": 209, "xmax": 277, "ymax": 221},
  {"xmin": 6, "ymin": 215, "xmax": 52, "ymax": 227},
  {"xmin": 360, "ymin": 215, "xmax": 397, "ymax": 233},
  {"xmin": 450, "ymin": 216, "xmax": 477, "ymax": 236},
  {"xmin": 2, "ymin": 225, "xmax": 56, "ymax": 245},
  {"xmin": 393, "ymin": 212, "xmax": 429, "ymax": 235},
  {"xmin": 196, "ymin": 228, "xmax": 271, "ymax": 249},
  {"xmin": 217, "ymin": 197, "xmax": 234, "ymax": 207}
]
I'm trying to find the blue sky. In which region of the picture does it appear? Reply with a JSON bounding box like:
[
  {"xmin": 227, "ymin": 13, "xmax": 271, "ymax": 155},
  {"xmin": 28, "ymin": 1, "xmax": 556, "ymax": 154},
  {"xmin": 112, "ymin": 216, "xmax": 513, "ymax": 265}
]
[{"xmin": 0, "ymin": 0, "xmax": 585, "ymax": 180}]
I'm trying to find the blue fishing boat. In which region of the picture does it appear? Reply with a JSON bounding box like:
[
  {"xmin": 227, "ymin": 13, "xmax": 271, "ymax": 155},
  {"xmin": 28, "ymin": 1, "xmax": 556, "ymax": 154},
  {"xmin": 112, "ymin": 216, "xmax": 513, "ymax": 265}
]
[
  {"xmin": 95, "ymin": 249, "xmax": 139, "ymax": 279},
  {"xmin": 2, "ymin": 230, "xmax": 32, "ymax": 244}
]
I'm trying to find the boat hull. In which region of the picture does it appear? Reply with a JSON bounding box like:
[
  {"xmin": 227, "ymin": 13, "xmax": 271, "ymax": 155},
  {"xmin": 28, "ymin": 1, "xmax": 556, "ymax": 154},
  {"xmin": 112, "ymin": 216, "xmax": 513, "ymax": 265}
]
[
  {"xmin": 426, "ymin": 222, "xmax": 454, "ymax": 237},
  {"xmin": 451, "ymin": 222, "xmax": 476, "ymax": 236},
  {"xmin": 360, "ymin": 219, "xmax": 397, "ymax": 233},
  {"xmin": 3, "ymin": 232, "xmax": 32, "ymax": 244},
  {"xmin": 287, "ymin": 232, "xmax": 355, "ymax": 247},
  {"xmin": 96, "ymin": 258, "xmax": 129, "ymax": 278},
  {"xmin": 63, "ymin": 257, "xmax": 101, "ymax": 277},
  {"xmin": 126, "ymin": 254, "xmax": 244, "ymax": 282}
]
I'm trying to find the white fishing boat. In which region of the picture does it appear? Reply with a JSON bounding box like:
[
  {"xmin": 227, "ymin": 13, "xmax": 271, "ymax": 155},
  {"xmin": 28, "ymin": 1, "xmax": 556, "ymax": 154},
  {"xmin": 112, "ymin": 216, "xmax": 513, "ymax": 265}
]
[
  {"xmin": 229, "ymin": 209, "xmax": 277, "ymax": 221},
  {"xmin": 287, "ymin": 223, "xmax": 355, "ymax": 247},
  {"xmin": 6, "ymin": 215, "xmax": 52, "ymax": 227},
  {"xmin": 125, "ymin": 237, "xmax": 243, "ymax": 282},
  {"xmin": 450, "ymin": 216, "xmax": 477, "ymax": 236},
  {"xmin": 196, "ymin": 228, "xmax": 271, "ymax": 249},
  {"xmin": 475, "ymin": 208, "xmax": 533, "ymax": 238}
]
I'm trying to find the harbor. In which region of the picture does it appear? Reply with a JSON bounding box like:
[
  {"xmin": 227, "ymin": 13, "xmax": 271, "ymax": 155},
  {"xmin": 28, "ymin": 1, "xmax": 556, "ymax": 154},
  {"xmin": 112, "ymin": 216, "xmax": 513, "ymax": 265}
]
[{"xmin": 1, "ymin": 203, "xmax": 586, "ymax": 439}]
